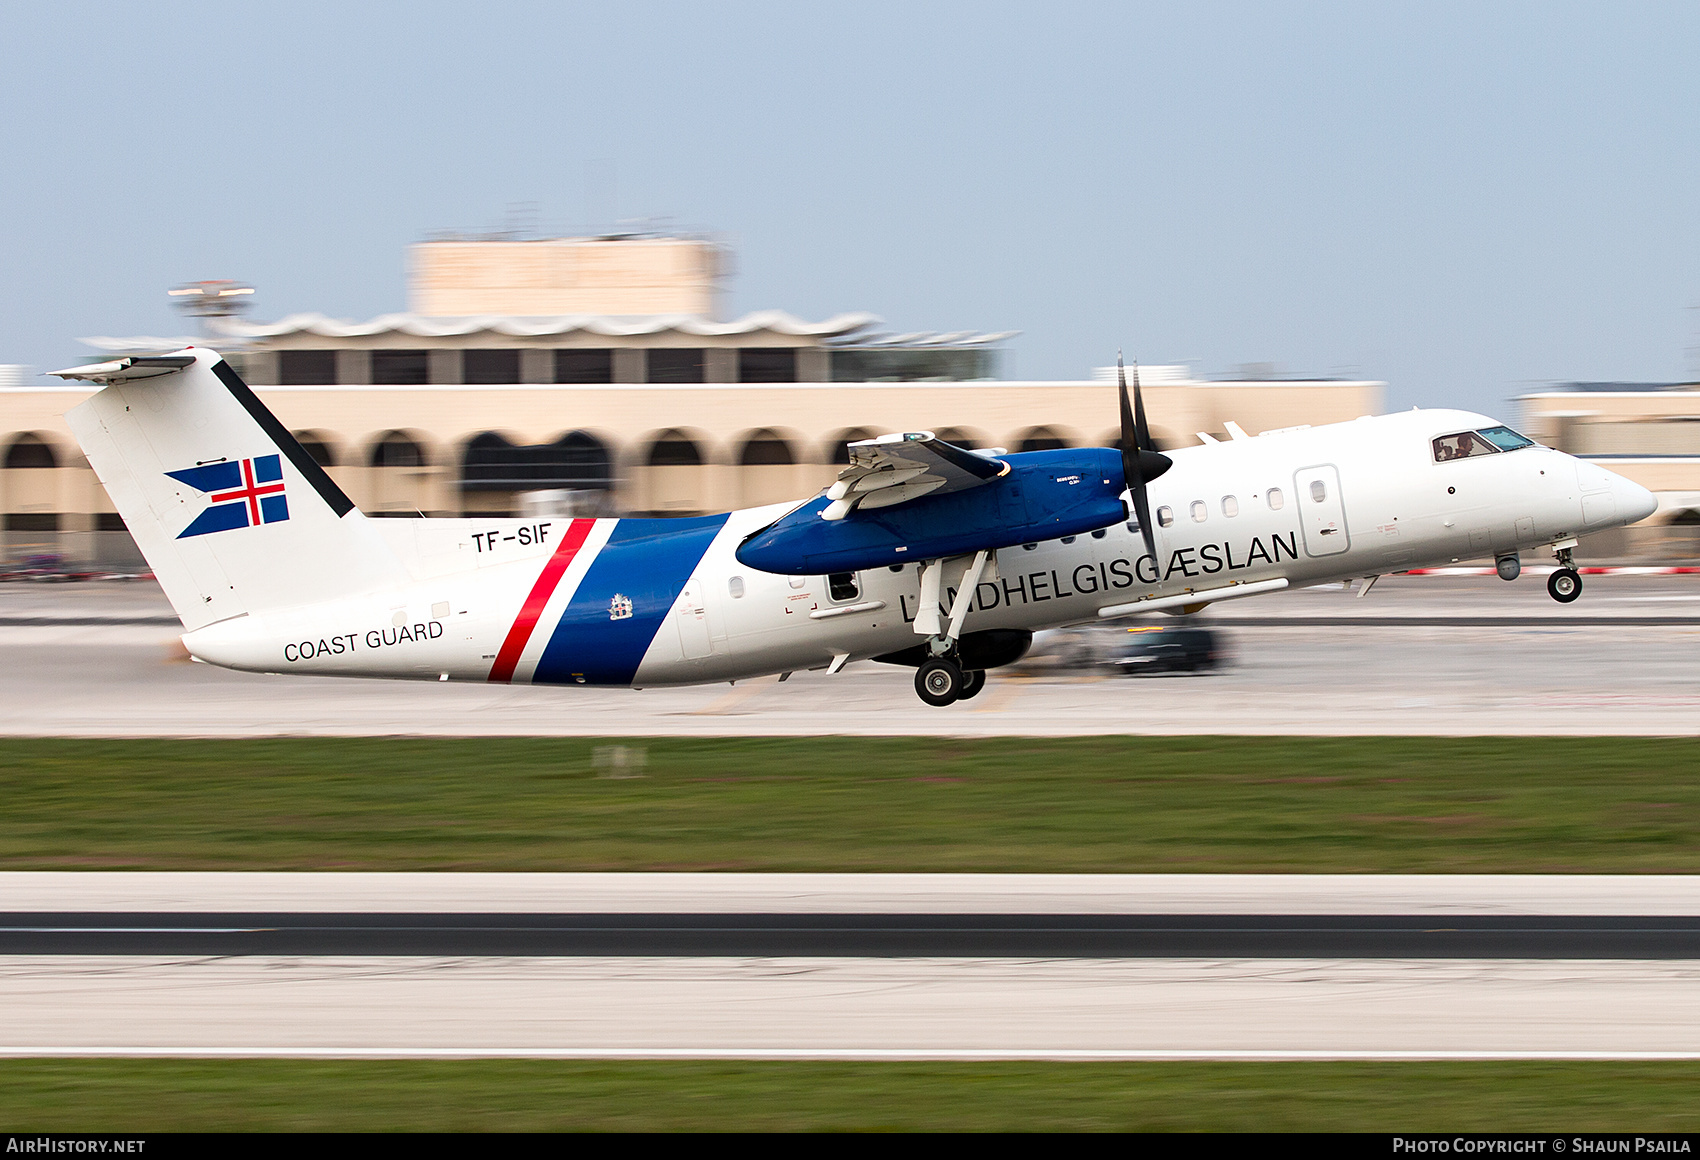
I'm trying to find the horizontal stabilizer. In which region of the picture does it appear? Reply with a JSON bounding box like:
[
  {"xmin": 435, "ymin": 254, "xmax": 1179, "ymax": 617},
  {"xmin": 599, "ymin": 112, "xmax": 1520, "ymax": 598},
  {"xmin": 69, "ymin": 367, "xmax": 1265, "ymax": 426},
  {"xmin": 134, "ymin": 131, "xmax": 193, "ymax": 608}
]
[{"xmin": 51, "ymin": 355, "xmax": 199, "ymax": 383}]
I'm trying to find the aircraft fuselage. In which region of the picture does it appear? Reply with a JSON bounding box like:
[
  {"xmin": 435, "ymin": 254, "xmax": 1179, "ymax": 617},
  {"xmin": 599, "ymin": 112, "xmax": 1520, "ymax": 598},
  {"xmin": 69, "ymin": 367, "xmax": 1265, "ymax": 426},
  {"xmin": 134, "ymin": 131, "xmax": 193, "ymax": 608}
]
[{"xmin": 179, "ymin": 406, "xmax": 1656, "ymax": 689}]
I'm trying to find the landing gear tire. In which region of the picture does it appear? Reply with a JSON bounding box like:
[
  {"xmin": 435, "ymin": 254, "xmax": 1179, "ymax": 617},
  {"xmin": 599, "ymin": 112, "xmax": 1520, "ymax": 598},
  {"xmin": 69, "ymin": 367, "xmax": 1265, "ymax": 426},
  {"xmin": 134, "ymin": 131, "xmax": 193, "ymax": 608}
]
[
  {"xmin": 916, "ymin": 657, "xmax": 964, "ymax": 706},
  {"xmin": 1548, "ymin": 568, "xmax": 1582, "ymax": 603},
  {"xmin": 957, "ymin": 669, "xmax": 987, "ymax": 701}
]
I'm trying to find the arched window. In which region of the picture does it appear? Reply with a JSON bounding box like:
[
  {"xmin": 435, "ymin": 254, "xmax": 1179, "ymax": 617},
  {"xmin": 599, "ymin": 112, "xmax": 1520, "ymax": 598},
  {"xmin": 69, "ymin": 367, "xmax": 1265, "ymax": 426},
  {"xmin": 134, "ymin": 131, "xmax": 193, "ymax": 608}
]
[
  {"xmin": 647, "ymin": 430, "xmax": 703, "ymax": 467},
  {"xmin": 4, "ymin": 433, "xmax": 57, "ymax": 469},
  {"xmin": 824, "ymin": 428, "xmax": 877, "ymax": 465},
  {"xmin": 370, "ymin": 431, "xmax": 425, "ymax": 468},
  {"xmin": 292, "ymin": 431, "xmax": 336, "ymax": 468},
  {"xmin": 739, "ymin": 430, "xmax": 794, "ymax": 466},
  {"xmin": 932, "ymin": 427, "xmax": 981, "ymax": 451},
  {"xmin": 462, "ymin": 431, "xmax": 613, "ymax": 491},
  {"xmin": 1015, "ymin": 426, "xmax": 1071, "ymax": 452}
]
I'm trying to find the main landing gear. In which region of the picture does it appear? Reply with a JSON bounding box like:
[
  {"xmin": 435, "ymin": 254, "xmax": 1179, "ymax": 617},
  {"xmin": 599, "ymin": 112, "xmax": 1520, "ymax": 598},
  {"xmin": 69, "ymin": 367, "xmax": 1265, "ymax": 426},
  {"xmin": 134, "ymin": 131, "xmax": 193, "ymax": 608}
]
[
  {"xmin": 910, "ymin": 549, "xmax": 995, "ymax": 706},
  {"xmin": 1547, "ymin": 540, "xmax": 1582, "ymax": 604},
  {"xmin": 915, "ymin": 657, "xmax": 987, "ymax": 707}
]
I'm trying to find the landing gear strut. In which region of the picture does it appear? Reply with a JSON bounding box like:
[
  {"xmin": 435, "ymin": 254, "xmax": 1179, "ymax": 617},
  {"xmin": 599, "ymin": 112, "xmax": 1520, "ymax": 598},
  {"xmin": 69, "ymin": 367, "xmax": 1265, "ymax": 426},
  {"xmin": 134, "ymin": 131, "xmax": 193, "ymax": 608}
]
[
  {"xmin": 911, "ymin": 550, "xmax": 993, "ymax": 706},
  {"xmin": 1547, "ymin": 541, "xmax": 1581, "ymax": 603}
]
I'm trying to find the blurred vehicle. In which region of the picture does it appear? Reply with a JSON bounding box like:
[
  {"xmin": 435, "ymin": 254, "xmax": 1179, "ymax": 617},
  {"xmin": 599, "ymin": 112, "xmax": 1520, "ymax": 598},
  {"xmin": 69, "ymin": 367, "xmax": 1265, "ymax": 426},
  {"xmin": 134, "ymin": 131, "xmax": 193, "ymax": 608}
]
[
  {"xmin": 0, "ymin": 553, "xmax": 87, "ymax": 582},
  {"xmin": 1110, "ymin": 625, "xmax": 1224, "ymax": 675},
  {"xmin": 1026, "ymin": 625, "xmax": 1110, "ymax": 669}
]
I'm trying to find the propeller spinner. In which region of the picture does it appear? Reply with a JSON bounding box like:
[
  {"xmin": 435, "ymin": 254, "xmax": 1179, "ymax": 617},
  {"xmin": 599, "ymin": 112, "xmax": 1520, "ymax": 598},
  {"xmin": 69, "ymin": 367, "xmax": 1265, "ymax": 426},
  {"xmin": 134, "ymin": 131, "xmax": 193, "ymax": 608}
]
[{"xmin": 1117, "ymin": 353, "xmax": 1172, "ymax": 563}]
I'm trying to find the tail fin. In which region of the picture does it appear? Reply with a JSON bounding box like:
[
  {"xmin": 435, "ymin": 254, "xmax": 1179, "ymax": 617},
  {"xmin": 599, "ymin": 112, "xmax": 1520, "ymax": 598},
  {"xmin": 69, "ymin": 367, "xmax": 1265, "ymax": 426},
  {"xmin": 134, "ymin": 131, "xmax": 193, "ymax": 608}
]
[{"xmin": 58, "ymin": 348, "xmax": 403, "ymax": 631}]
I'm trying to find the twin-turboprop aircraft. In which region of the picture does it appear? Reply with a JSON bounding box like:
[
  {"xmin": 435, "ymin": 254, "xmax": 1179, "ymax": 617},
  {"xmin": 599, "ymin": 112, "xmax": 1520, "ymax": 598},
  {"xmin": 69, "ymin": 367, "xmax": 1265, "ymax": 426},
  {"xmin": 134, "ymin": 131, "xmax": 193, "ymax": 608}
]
[{"xmin": 57, "ymin": 348, "xmax": 1656, "ymax": 706}]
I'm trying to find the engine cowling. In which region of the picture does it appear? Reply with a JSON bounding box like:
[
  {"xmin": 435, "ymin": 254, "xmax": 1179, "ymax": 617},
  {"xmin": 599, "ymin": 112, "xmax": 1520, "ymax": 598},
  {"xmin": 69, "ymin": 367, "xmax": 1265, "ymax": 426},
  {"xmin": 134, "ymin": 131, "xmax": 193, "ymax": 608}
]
[{"xmin": 735, "ymin": 447, "xmax": 1128, "ymax": 575}]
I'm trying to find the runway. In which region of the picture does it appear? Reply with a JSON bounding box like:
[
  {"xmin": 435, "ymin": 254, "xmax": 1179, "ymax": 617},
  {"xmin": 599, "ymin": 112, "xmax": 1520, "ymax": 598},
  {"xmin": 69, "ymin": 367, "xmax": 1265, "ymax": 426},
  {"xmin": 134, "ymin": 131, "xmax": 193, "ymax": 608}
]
[
  {"xmin": 1, "ymin": 874, "xmax": 1697, "ymax": 1059},
  {"xmin": 3, "ymin": 574, "xmax": 1700, "ymax": 735},
  {"xmin": 5, "ymin": 911, "xmax": 1699, "ymax": 958}
]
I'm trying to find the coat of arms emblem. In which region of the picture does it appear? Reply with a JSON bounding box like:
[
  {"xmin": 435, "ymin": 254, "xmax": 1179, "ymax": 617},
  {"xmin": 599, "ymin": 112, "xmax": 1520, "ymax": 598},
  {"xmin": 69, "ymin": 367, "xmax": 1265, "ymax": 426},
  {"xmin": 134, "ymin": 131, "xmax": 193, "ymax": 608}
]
[{"xmin": 608, "ymin": 593, "xmax": 634, "ymax": 621}]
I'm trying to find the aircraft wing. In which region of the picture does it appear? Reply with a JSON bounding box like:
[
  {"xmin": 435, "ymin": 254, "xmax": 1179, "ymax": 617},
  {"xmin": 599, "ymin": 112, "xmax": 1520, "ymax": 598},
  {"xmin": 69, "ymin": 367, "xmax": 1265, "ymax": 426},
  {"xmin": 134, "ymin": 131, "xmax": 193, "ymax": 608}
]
[{"xmin": 822, "ymin": 432, "xmax": 1008, "ymax": 520}]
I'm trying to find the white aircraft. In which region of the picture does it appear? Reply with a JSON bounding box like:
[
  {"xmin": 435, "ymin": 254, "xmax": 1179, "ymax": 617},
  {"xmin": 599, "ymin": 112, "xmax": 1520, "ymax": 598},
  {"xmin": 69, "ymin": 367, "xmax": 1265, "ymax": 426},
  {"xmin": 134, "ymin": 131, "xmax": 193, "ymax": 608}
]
[{"xmin": 56, "ymin": 347, "xmax": 1656, "ymax": 706}]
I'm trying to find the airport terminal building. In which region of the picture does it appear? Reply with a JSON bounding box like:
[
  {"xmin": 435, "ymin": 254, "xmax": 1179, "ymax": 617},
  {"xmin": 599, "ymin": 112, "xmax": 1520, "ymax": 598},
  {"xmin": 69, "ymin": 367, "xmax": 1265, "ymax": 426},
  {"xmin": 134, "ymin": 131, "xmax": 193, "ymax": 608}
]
[{"xmin": 0, "ymin": 234, "xmax": 1393, "ymax": 569}]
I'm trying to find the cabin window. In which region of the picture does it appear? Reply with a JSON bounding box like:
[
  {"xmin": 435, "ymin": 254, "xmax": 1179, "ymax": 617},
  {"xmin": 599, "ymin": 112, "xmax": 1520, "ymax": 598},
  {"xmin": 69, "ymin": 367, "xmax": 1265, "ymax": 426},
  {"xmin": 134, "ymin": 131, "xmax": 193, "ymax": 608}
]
[
  {"xmin": 789, "ymin": 576, "xmax": 806, "ymax": 588},
  {"xmin": 728, "ymin": 576, "xmax": 745, "ymax": 598},
  {"xmin": 1432, "ymin": 431, "xmax": 1499, "ymax": 462},
  {"xmin": 1061, "ymin": 535, "xmax": 1076, "ymax": 544},
  {"xmin": 1222, "ymin": 495, "xmax": 1239, "ymax": 517},
  {"xmin": 1091, "ymin": 528, "xmax": 1107, "ymax": 539},
  {"xmin": 1310, "ymin": 479, "xmax": 1327, "ymax": 503},
  {"xmin": 1267, "ymin": 488, "xmax": 1284, "ymax": 510},
  {"xmin": 1021, "ymin": 542, "xmax": 1038, "ymax": 551},
  {"xmin": 1157, "ymin": 505, "xmax": 1175, "ymax": 528},
  {"xmin": 828, "ymin": 572, "xmax": 860, "ymax": 602},
  {"xmin": 1191, "ymin": 500, "xmax": 1207, "ymax": 523}
]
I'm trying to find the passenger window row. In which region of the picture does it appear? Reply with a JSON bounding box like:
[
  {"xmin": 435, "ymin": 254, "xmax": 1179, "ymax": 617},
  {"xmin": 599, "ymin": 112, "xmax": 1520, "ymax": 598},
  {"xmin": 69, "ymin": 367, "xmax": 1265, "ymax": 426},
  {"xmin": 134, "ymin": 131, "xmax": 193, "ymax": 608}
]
[{"xmin": 1151, "ymin": 487, "xmax": 1284, "ymax": 529}]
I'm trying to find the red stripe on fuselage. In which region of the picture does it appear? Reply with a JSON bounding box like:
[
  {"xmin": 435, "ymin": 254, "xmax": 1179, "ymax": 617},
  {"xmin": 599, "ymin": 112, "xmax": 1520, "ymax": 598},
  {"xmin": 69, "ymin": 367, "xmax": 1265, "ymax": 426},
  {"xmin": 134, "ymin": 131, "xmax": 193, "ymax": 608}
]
[{"xmin": 487, "ymin": 518, "xmax": 596, "ymax": 683}]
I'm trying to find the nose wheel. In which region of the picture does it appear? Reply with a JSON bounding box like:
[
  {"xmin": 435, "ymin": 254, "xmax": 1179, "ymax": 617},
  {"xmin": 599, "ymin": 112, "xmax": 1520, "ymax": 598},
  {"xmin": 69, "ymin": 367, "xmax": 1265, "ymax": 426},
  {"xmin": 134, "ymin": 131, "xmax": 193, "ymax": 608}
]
[{"xmin": 1548, "ymin": 568, "xmax": 1582, "ymax": 603}]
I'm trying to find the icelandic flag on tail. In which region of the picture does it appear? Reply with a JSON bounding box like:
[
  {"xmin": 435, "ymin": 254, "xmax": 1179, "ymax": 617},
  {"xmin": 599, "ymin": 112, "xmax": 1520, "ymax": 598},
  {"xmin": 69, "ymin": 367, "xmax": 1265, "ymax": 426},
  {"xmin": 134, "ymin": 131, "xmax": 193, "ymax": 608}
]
[{"xmin": 166, "ymin": 454, "xmax": 289, "ymax": 538}]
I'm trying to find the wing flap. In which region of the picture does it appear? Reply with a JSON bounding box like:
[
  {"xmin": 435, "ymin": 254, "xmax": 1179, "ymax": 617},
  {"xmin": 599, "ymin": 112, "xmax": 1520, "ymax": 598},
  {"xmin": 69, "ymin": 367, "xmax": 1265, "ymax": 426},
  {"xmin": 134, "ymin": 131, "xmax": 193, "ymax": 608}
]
[{"xmin": 822, "ymin": 432, "xmax": 1006, "ymax": 520}]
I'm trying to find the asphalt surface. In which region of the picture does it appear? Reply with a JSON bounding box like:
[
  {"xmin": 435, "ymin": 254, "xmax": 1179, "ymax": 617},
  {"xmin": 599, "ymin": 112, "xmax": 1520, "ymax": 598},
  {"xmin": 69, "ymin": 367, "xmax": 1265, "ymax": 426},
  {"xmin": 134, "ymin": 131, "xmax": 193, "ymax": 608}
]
[
  {"xmin": 6, "ymin": 911, "xmax": 1700, "ymax": 958},
  {"xmin": 5, "ymin": 876, "xmax": 1698, "ymax": 1057},
  {"xmin": 9, "ymin": 871, "xmax": 1695, "ymax": 915},
  {"xmin": 3, "ymin": 574, "xmax": 1700, "ymax": 735}
]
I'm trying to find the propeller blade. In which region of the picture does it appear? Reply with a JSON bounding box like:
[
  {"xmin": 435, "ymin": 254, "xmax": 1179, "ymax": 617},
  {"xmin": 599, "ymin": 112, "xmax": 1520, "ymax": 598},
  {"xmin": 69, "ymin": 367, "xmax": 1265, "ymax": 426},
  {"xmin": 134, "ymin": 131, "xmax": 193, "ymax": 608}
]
[
  {"xmin": 1115, "ymin": 350, "xmax": 1170, "ymax": 564},
  {"xmin": 1129, "ymin": 473, "xmax": 1158, "ymax": 564},
  {"xmin": 1118, "ymin": 352, "xmax": 1136, "ymax": 459},
  {"xmin": 1116, "ymin": 351, "xmax": 1142, "ymax": 488},
  {"xmin": 1131, "ymin": 358, "xmax": 1153, "ymax": 452}
]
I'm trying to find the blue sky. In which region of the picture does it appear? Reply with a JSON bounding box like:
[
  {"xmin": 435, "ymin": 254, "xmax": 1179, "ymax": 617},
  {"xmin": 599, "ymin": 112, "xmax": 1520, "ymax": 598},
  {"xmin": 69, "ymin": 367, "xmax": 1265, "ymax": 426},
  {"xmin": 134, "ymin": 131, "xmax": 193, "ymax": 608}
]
[{"xmin": 2, "ymin": 1, "xmax": 1696, "ymax": 410}]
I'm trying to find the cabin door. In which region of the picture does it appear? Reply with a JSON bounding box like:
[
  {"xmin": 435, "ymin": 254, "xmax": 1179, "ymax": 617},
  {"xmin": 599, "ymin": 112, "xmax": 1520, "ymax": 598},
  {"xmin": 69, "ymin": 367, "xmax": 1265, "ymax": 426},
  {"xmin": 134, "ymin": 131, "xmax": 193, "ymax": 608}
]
[{"xmin": 1293, "ymin": 464, "xmax": 1350, "ymax": 557}]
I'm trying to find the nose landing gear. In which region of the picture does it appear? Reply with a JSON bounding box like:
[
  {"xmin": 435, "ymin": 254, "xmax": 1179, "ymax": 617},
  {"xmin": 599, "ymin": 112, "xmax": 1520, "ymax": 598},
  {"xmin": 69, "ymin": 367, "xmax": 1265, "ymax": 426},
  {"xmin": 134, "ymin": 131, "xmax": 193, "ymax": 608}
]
[
  {"xmin": 1547, "ymin": 540, "xmax": 1582, "ymax": 603},
  {"xmin": 1548, "ymin": 568, "xmax": 1582, "ymax": 603}
]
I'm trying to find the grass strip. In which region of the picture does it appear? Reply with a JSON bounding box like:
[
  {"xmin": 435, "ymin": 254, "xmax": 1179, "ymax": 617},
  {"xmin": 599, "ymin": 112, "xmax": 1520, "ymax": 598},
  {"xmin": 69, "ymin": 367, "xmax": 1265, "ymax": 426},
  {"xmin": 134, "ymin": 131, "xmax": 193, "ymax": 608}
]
[
  {"xmin": 2, "ymin": 736, "xmax": 1698, "ymax": 873},
  {"xmin": 0, "ymin": 1060, "xmax": 1696, "ymax": 1131}
]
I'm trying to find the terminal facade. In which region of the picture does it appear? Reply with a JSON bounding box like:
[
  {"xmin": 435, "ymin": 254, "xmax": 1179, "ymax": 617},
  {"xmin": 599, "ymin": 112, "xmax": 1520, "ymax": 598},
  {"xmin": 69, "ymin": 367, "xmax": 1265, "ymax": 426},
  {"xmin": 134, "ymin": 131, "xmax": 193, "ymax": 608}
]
[{"xmin": 23, "ymin": 232, "xmax": 1690, "ymax": 567}]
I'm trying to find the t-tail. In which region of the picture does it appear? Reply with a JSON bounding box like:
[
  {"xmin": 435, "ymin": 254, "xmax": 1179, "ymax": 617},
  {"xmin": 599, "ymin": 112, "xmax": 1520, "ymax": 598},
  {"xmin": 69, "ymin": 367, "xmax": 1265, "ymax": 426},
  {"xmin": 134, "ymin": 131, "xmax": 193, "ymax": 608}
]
[{"xmin": 57, "ymin": 348, "xmax": 405, "ymax": 631}]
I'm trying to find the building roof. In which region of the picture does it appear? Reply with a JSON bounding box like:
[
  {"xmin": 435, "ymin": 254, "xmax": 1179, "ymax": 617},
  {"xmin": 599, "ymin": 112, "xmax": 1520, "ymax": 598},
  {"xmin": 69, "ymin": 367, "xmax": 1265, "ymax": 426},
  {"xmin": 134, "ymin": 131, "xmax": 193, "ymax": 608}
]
[
  {"xmin": 222, "ymin": 310, "xmax": 880, "ymax": 340},
  {"xmin": 1533, "ymin": 381, "xmax": 1700, "ymax": 394},
  {"xmin": 78, "ymin": 310, "xmax": 882, "ymax": 353},
  {"xmin": 827, "ymin": 329, "xmax": 1018, "ymax": 349}
]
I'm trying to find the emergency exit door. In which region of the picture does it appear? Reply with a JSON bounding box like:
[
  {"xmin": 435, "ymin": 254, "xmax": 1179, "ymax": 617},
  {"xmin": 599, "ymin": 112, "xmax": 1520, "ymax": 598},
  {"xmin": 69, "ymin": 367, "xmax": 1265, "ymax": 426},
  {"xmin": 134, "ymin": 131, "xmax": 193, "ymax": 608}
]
[
  {"xmin": 1293, "ymin": 464, "xmax": 1350, "ymax": 557},
  {"xmin": 675, "ymin": 577, "xmax": 713, "ymax": 659}
]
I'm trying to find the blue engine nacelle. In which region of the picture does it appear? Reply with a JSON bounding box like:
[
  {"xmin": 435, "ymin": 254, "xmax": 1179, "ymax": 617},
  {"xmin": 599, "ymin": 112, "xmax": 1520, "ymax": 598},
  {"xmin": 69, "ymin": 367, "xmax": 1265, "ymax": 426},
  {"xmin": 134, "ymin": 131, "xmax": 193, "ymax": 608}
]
[{"xmin": 735, "ymin": 447, "xmax": 1128, "ymax": 575}]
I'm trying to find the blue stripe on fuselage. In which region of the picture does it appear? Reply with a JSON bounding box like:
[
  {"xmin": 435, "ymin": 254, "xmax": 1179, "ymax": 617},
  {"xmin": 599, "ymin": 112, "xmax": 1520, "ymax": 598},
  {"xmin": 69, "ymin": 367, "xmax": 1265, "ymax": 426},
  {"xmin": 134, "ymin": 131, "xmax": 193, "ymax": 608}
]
[{"xmin": 532, "ymin": 514, "xmax": 729, "ymax": 686}]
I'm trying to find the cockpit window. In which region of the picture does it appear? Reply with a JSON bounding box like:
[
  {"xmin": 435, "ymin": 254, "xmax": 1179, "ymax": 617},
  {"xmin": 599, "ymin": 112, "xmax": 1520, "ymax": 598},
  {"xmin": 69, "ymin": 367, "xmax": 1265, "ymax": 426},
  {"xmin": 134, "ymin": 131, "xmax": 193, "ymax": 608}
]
[
  {"xmin": 1433, "ymin": 431, "xmax": 1500, "ymax": 462},
  {"xmin": 1476, "ymin": 425, "xmax": 1535, "ymax": 452},
  {"xmin": 1434, "ymin": 427, "xmax": 1537, "ymax": 463}
]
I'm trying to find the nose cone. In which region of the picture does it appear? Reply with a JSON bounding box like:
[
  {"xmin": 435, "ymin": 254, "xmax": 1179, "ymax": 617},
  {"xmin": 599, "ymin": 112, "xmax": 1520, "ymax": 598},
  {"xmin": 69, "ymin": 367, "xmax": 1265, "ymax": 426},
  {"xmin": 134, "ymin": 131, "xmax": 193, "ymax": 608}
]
[{"xmin": 1615, "ymin": 473, "xmax": 1658, "ymax": 525}]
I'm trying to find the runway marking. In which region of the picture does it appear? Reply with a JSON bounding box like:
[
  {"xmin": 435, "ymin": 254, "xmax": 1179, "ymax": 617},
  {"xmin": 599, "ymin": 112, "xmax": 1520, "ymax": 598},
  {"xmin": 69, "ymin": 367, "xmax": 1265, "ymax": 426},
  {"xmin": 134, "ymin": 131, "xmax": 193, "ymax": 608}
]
[
  {"xmin": 2, "ymin": 1047, "xmax": 1699, "ymax": 1061},
  {"xmin": 685, "ymin": 679, "xmax": 774, "ymax": 716},
  {"xmin": 972, "ymin": 674, "xmax": 1027, "ymax": 713}
]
